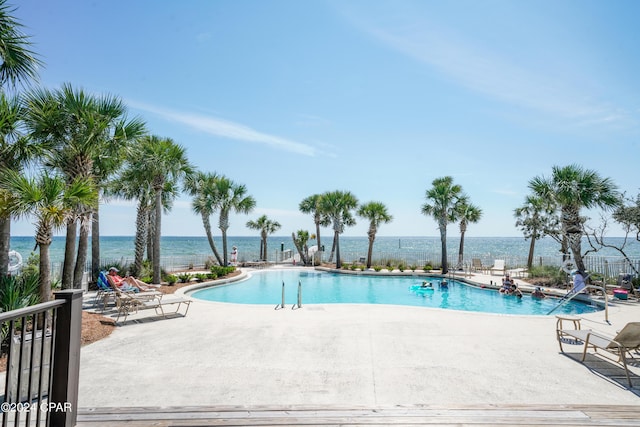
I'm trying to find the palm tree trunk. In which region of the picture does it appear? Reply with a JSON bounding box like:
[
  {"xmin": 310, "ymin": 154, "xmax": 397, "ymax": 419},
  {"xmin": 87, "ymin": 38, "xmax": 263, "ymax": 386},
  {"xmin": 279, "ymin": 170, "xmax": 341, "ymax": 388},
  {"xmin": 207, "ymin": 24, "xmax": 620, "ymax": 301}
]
[
  {"xmin": 36, "ymin": 224, "xmax": 53, "ymax": 302},
  {"xmin": 315, "ymin": 221, "xmax": 322, "ymax": 263},
  {"xmin": 146, "ymin": 209, "xmax": 154, "ymax": 263},
  {"xmin": 366, "ymin": 236, "xmax": 374, "ymax": 269},
  {"xmin": 202, "ymin": 214, "xmax": 223, "ymax": 265},
  {"xmin": 328, "ymin": 237, "xmax": 336, "ymax": 263},
  {"xmin": 439, "ymin": 222, "xmax": 448, "ymax": 274},
  {"xmin": 457, "ymin": 230, "xmax": 466, "ymax": 269},
  {"xmin": 568, "ymin": 232, "xmax": 585, "ymax": 272},
  {"xmin": 264, "ymin": 237, "xmax": 268, "ymax": 262},
  {"xmin": 335, "ymin": 230, "xmax": 341, "ymax": 269},
  {"xmin": 0, "ymin": 216, "xmax": 10, "ymax": 277},
  {"xmin": 221, "ymin": 228, "xmax": 229, "ymax": 266},
  {"xmin": 73, "ymin": 213, "xmax": 91, "ymax": 289},
  {"xmin": 526, "ymin": 233, "xmax": 536, "ymax": 270},
  {"xmin": 62, "ymin": 220, "xmax": 77, "ymax": 289},
  {"xmin": 562, "ymin": 207, "xmax": 586, "ymax": 272},
  {"xmin": 39, "ymin": 243, "xmax": 52, "ymax": 302},
  {"xmin": 91, "ymin": 207, "xmax": 100, "ymax": 281},
  {"xmin": 152, "ymin": 190, "xmax": 162, "ymax": 284},
  {"xmin": 134, "ymin": 202, "xmax": 148, "ymax": 276},
  {"xmin": 219, "ymin": 211, "xmax": 229, "ymax": 266}
]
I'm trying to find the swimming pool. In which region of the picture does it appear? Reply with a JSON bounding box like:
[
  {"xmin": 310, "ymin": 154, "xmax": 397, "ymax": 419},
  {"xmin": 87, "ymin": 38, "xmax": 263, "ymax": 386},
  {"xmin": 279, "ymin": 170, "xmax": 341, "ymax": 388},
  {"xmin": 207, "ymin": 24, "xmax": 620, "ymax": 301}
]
[{"xmin": 190, "ymin": 270, "xmax": 601, "ymax": 316}]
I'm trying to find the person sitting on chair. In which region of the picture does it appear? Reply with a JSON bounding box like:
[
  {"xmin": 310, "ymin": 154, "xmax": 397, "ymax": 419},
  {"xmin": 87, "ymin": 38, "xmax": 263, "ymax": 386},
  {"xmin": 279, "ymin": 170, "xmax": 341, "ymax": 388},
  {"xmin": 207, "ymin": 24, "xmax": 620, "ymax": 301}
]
[{"xmin": 107, "ymin": 267, "xmax": 157, "ymax": 292}]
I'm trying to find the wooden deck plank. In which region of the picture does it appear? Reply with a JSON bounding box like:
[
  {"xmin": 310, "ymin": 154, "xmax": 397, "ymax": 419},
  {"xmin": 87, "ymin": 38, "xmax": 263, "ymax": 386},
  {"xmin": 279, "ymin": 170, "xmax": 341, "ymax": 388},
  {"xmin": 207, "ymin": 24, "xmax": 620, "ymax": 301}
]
[{"xmin": 75, "ymin": 405, "xmax": 640, "ymax": 426}]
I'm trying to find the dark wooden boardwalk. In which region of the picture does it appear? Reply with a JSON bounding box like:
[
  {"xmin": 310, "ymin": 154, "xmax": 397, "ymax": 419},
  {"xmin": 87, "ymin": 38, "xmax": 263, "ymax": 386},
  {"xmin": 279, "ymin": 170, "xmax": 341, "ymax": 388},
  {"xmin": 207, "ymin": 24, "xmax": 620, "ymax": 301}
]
[{"xmin": 76, "ymin": 404, "xmax": 640, "ymax": 426}]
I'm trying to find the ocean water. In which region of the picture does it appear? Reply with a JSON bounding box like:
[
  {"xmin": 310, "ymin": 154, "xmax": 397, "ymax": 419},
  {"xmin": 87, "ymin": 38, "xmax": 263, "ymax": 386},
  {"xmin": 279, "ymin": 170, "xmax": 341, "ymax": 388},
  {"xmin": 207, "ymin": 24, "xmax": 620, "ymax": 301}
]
[{"xmin": 8, "ymin": 235, "xmax": 640, "ymax": 269}]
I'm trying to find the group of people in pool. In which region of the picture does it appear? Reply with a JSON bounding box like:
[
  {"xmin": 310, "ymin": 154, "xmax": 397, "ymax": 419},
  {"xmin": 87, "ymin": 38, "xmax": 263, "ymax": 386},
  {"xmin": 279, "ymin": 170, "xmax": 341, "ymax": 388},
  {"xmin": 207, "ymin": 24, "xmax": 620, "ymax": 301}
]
[
  {"xmin": 414, "ymin": 269, "xmax": 588, "ymax": 300},
  {"xmin": 499, "ymin": 273, "xmax": 523, "ymax": 298},
  {"xmin": 499, "ymin": 273, "xmax": 549, "ymax": 299}
]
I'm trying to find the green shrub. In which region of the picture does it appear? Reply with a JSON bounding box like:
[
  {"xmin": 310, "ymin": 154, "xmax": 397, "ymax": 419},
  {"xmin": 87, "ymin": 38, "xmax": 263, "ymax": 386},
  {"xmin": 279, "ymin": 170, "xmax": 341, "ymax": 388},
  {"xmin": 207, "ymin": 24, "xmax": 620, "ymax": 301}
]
[
  {"xmin": 409, "ymin": 265, "xmax": 417, "ymax": 272},
  {"xmin": 206, "ymin": 272, "xmax": 217, "ymax": 280},
  {"xmin": 210, "ymin": 265, "xmax": 234, "ymax": 277},
  {"xmin": 177, "ymin": 273, "xmax": 192, "ymax": 283},
  {"xmin": 140, "ymin": 276, "xmax": 153, "ymax": 284},
  {"xmin": 195, "ymin": 273, "xmax": 208, "ymax": 282},
  {"xmin": 21, "ymin": 253, "xmax": 40, "ymax": 276},
  {"xmin": 423, "ymin": 264, "xmax": 433, "ymax": 271},
  {"xmin": 164, "ymin": 274, "xmax": 177, "ymax": 285},
  {"xmin": 0, "ymin": 273, "xmax": 40, "ymax": 313},
  {"xmin": 373, "ymin": 265, "xmax": 382, "ymax": 272},
  {"xmin": 0, "ymin": 273, "xmax": 41, "ymax": 355},
  {"xmin": 528, "ymin": 265, "xmax": 567, "ymax": 286},
  {"xmin": 398, "ymin": 263, "xmax": 406, "ymax": 272}
]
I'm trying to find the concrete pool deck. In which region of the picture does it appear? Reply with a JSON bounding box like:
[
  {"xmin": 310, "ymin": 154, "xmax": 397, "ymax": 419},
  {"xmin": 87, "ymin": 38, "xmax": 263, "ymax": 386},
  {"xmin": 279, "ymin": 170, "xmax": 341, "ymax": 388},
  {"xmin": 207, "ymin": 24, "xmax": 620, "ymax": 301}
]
[{"xmin": 78, "ymin": 267, "xmax": 640, "ymax": 409}]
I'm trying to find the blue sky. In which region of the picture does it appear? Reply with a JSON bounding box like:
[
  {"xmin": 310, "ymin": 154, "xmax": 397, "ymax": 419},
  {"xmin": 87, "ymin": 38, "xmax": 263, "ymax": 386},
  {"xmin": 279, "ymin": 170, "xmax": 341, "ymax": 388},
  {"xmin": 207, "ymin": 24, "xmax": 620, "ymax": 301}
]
[{"xmin": 10, "ymin": 0, "xmax": 640, "ymax": 237}]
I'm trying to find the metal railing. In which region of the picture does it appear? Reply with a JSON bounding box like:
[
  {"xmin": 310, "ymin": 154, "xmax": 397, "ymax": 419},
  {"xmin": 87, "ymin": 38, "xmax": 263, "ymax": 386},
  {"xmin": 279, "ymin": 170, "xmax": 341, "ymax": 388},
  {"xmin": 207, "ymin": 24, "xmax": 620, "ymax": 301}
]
[
  {"xmin": 547, "ymin": 284, "xmax": 609, "ymax": 322},
  {"xmin": 52, "ymin": 251, "xmax": 640, "ymax": 287},
  {"xmin": 0, "ymin": 290, "xmax": 82, "ymax": 427}
]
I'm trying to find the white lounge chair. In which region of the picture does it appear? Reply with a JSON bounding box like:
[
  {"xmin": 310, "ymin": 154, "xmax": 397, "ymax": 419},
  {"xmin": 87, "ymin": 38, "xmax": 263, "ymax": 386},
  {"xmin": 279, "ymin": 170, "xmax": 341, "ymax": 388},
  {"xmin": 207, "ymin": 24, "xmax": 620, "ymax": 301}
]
[
  {"xmin": 112, "ymin": 286, "xmax": 191, "ymax": 323},
  {"xmin": 489, "ymin": 260, "xmax": 505, "ymax": 276},
  {"xmin": 557, "ymin": 321, "xmax": 640, "ymax": 387}
]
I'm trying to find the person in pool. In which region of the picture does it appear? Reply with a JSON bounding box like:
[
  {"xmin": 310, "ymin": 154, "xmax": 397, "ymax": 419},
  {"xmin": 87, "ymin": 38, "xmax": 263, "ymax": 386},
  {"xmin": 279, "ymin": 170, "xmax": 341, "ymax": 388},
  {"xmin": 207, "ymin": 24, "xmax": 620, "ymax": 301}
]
[
  {"xmin": 510, "ymin": 284, "xmax": 523, "ymax": 298},
  {"xmin": 531, "ymin": 287, "xmax": 547, "ymax": 299},
  {"xmin": 499, "ymin": 274, "xmax": 513, "ymax": 293},
  {"xmin": 420, "ymin": 281, "xmax": 433, "ymax": 288}
]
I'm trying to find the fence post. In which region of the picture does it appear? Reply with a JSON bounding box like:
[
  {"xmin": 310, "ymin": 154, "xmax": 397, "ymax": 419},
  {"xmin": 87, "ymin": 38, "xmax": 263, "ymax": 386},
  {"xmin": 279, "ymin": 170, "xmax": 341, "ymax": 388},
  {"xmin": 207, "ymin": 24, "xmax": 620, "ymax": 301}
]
[{"xmin": 50, "ymin": 289, "xmax": 83, "ymax": 427}]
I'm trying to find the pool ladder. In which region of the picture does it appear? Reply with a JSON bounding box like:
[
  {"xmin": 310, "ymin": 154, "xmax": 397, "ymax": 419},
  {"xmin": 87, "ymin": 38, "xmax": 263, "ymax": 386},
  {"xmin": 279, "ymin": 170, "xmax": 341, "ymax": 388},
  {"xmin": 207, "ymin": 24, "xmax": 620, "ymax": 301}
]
[
  {"xmin": 274, "ymin": 281, "xmax": 302, "ymax": 310},
  {"xmin": 547, "ymin": 284, "xmax": 609, "ymax": 322}
]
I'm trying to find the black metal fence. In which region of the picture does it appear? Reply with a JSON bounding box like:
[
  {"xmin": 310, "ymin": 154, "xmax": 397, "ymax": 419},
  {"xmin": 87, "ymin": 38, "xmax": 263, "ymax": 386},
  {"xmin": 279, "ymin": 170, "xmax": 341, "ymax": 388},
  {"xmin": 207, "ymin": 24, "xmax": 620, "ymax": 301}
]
[{"xmin": 0, "ymin": 290, "xmax": 82, "ymax": 427}]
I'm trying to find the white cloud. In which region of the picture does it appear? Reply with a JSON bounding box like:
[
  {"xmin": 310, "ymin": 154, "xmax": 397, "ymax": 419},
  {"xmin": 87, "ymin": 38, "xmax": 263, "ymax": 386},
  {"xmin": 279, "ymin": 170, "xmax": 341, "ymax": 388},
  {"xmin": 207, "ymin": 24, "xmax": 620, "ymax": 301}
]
[
  {"xmin": 343, "ymin": 7, "xmax": 632, "ymax": 130},
  {"xmin": 196, "ymin": 32, "xmax": 211, "ymax": 43},
  {"xmin": 129, "ymin": 101, "xmax": 318, "ymax": 156}
]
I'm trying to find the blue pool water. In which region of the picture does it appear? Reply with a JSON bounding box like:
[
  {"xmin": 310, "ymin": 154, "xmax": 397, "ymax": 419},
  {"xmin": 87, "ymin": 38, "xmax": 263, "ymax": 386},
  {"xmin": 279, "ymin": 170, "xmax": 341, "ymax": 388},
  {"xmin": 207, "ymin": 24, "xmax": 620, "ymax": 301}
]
[{"xmin": 190, "ymin": 270, "xmax": 601, "ymax": 316}]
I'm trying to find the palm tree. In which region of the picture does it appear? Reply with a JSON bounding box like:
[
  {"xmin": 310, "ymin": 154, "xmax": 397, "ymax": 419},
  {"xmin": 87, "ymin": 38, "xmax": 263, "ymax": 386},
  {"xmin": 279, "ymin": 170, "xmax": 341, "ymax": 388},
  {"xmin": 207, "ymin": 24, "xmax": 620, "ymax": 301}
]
[
  {"xmin": 0, "ymin": 0, "xmax": 42, "ymax": 89},
  {"xmin": 106, "ymin": 164, "xmax": 152, "ymax": 276},
  {"xmin": 455, "ymin": 196, "xmax": 482, "ymax": 269},
  {"xmin": 184, "ymin": 171, "xmax": 223, "ymax": 265},
  {"xmin": 320, "ymin": 190, "xmax": 358, "ymax": 269},
  {"xmin": 299, "ymin": 194, "xmax": 330, "ymax": 261},
  {"xmin": 246, "ymin": 215, "xmax": 281, "ymax": 261},
  {"xmin": 357, "ymin": 201, "xmax": 392, "ymax": 269},
  {"xmin": 0, "ymin": 92, "xmax": 36, "ymax": 276},
  {"xmin": 0, "ymin": 170, "xmax": 95, "ymax": 301},
  {"xmin": 23, "ymin": 84, "xmax": 142, "ymax": 288},
  {"xmin": 0, "ymin": 0, "xmax": 42, "ymax": 275},
  {"xmin": 215, "ymin": 177, "xmax": 256, "ymax": 266},
  {"xmin": 528, "ymin": 164, "xmax": 621, "ymax": 272},
  {"xmin": 133, "ymin": 135, "xmax": 192, "ymax": 283},
  {"xmin": 421, "ymin": 176, "xmax": 463, "ymax": 274},
  {"xmin": 292, "ymin": 230, "xmax": 310, "ymax": 265},
  {"xmin": 514, "ymin": 195, "xmax": 558, "ymax": 270},
  {"xmin": 90, "ymin": 116, "xmax": 146, "ymax": 280}
]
